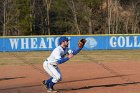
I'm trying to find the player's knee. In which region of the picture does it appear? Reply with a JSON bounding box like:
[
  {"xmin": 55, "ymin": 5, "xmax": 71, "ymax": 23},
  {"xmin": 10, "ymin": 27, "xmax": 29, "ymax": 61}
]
[
  {"xmin": 57, "ymin": 77, "xmax": 61, "ymax": 81},
  {"xmin": 59, "ymin": 77, "xmax": 62, "ymax": 81},
  {"xmin": 56, "ymin": 75, "xmax": 62, "ymax": 82},
  {"xmin": 52, "ymin": 73, "xmax": 62, "ymax": 83}
]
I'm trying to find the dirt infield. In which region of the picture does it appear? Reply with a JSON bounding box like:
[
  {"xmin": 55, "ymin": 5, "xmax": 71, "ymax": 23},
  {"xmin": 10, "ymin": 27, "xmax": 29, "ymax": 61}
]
[{"xmin": 0, "ymin": 61, "xmax": 140, "ymax": 93}]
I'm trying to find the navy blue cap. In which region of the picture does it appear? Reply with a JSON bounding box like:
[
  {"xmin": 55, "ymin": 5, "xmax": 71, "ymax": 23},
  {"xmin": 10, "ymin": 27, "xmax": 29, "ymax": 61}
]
[{"xmin": 59, "ymin": 36, "xmax": 69, "ymax": 45}]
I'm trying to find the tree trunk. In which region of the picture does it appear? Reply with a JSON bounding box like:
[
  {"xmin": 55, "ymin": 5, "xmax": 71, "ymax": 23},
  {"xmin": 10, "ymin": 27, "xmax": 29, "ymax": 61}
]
[
  {"xmin": 107, "ymin": 0, "xmax": 112, "ymax": 34},
  {"xmin": 45, "ymin": 0, "xmax": 51, "ymax": 35},
  {"xmin": 65, "ymin": 0, "xmax": 81, "ymax": 34},
  {"xmin": 71, "ymin": 0, "xmax": 81, "ymax": 35},
  {"xmin": 88, "ymin": 20, "xmax": 92, "ymax": 34},
  {"xmin": 88, "ymin": 9, "xmax": 92, "ymax": 34}
]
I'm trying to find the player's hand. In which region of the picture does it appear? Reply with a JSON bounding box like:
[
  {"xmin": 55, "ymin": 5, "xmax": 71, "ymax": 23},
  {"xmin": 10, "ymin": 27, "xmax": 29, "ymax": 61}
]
[{"xmin": 68, "ymin": 53, "xmax": 73, "ymax": 59}]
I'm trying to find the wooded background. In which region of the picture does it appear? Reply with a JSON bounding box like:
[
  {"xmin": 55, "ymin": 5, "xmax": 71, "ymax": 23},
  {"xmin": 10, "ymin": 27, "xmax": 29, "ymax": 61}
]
[{"xmin": 0, "ymin": 0, "xmax": 140, "ymax": 36}]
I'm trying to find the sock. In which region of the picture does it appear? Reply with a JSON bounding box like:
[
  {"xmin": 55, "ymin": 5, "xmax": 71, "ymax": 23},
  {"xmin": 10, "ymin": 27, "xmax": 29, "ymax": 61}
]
[
  {"xmin": 45, "ymin": 77, "xmax": 53, "ymax": 86},
  {"xmin": 49, "ymin": 80, "xmax": 56, "ymax": 89}
]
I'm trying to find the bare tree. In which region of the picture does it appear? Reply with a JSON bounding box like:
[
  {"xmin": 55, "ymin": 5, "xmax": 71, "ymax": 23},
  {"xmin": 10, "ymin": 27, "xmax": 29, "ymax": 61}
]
[
  {"xmin": 130, "ymin": 1, "xmax": 140, "ymax": 34},
  {"xmin": 107, "ymin": 0, "xmax": 112, "ymax": 34},
  {"xmin": 65, "ymin": 0, "xmax": 81, "ymax": 35},
  {"xmin": 82, "ymin": 2, "xmax": 93, "ymax": 34},
  {"xmin": 44, "ymin": 0, "xmax": 52, "ymax": 35}
]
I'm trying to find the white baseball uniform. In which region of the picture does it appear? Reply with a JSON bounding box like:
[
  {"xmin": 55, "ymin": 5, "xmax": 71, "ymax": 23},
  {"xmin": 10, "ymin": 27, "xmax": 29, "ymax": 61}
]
[
  {"xmin": 42, "ymin": 36, "xmax": 83, "ymax": 92},
  {"xmin": 43, "ymin": 45, "xmax": 71, "ymax": 83}
]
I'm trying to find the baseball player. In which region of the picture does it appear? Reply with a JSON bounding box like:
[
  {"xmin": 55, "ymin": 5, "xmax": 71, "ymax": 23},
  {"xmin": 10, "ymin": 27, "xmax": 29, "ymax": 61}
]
[{"xmin": 42, "ymin": 36, "xmax": 86, "ymax": 92}]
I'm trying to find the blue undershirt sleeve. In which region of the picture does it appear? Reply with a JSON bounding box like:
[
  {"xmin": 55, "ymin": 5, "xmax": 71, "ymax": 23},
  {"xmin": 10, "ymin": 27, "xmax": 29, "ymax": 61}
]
[
  {"xmin": 57, "ymin": 57, "xmax": 69, "ymax": 64},
  {"xmin": 72, "ymin": 47, "xmax": 82, "ymax": 55}
]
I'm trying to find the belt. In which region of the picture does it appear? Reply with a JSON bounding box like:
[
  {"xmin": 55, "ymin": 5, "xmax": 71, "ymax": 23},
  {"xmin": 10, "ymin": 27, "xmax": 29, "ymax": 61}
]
[{"xmin": 45, "ymin": 60, "xmax": 57, "ymax": 65}]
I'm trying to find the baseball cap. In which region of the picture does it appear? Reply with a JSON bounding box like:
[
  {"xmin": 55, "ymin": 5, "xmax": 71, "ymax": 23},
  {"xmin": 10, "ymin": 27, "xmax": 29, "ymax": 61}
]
[{"xmin": 59, "ymin": 36, "xmax": 69, "ymax": 45}]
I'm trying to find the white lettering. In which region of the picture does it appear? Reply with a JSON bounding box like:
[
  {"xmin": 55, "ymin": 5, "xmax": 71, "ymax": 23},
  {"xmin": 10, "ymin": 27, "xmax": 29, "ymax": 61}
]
[
  {"xmin": 134, "ymin": 36, "xmax": 140, "ymax": 47},
  {"xmin": 39, "ymin": 38, "xmax": 47, "ymax": 48},
  {"xmin": 31, "ymin": 38, "xmax": 37, "ymax": 48},
  {"xmin": 9, "ymin": 38, "xmax": 19, "ymax": 49},
  {"xmin": 118, "ymin": 36, "xmax": 125, "ymax": 47},
  {"xmin": 47, "ymin": 38, "xmax": 54, "ymax": 48},
  {"xmin": 110, "ymin": 36, "xmax": 140, "ymax": 48},
  {"xmin": 21, "ymin": 38, "xmax": 29, "ymax": 49},
  {"xmin": 126, "ymin": 36, "xmax": 132, "ymax": 47},
  {"xmin": 110, "ymin": 36, "xmax": 117, "ymax": 47}
]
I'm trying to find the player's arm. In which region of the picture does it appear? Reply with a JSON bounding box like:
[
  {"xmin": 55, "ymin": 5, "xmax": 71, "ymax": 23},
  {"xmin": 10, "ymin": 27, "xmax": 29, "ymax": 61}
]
[
  {"xmin": 56, "ymin": 54, "xmax": 73, "ymax": 64},
  {"xmin": 55, "ymin": 51, "xmax": 73, "ymax": 64},
  {"xmin": 72, "ymin": 47, "xmax": 82, "ymax": 55},
  {"xmin": 57, "ymin": 47, "xmax": 82, "ymax": 64},
  {"xmin": 57, "ymin": 38, "xmax": 86, "ymax": 64}
]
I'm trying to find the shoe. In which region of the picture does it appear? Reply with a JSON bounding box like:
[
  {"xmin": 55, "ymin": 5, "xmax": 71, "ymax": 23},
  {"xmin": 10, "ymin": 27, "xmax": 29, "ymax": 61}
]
[
  {"xmin": 42, "ymin": 80, "xmax": 48, "ymax": 89},
  {"xmin": 47, "ymin": 88, "xmax": 58, "ymax": 93}
]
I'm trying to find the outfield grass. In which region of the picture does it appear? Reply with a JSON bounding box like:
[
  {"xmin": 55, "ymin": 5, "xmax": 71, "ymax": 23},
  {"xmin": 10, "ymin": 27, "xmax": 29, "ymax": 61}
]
[{"xmin": 0, "ymin": 50, "xmax": 140, "ymax": 65}]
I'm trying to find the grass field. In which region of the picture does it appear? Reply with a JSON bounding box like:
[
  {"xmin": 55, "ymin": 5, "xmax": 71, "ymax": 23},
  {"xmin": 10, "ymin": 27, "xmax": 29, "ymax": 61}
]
[{"xmin": 0, "ymin": 50, "xmax": 140, "ymax": 65}]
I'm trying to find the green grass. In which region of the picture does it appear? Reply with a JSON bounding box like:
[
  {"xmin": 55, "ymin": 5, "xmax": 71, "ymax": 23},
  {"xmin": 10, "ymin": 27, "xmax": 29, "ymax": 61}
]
[{"xmin": 0, "ymin": 50, "xmax": 140, "ymax": 65}]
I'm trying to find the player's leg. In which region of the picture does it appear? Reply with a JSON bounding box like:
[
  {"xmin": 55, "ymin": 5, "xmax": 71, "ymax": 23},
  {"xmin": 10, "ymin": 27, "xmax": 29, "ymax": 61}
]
[
  {"xmin": 50, "ymin": 67, "xmax": 62, "ymax": 89},
  {"xmin": 43, "ymin": 62, "xmax": 62, "ymax": 92},
  {"xmin": 42, "ymin": 77, "xmax": 53, "ymax": 89},
  {"xmin": 43, "ymin": 62, "xmax": 54, "ymax": 89}
]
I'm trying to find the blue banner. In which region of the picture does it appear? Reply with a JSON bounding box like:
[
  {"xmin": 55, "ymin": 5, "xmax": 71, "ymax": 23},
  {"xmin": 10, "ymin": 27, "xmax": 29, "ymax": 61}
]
[{"xmin": 0, "ymin": 35, "xmax": 140, "ymax": 52}]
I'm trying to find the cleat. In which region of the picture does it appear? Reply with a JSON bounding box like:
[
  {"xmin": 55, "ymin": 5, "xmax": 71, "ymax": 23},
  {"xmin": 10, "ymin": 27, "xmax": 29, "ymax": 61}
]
[
  {"xmin": 47, "ymin": 88, "xmax": 58, "ymax": 93},
  {"xmin": 42, "ymin": 80, "xmax": 48, "ymax": 89}
]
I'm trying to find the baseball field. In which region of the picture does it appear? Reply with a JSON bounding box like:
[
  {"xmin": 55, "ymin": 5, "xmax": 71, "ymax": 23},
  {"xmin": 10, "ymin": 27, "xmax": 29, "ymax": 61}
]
[{"xmin": 0, "ymin": 50, "xmax": 140, "ymax": 93}]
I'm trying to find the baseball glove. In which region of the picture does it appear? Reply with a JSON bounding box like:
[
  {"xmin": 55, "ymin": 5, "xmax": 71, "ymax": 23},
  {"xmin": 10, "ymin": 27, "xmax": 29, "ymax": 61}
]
[{"xmin": 78, "ymin": 38, "xmax": 86, "ymax": 48}]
